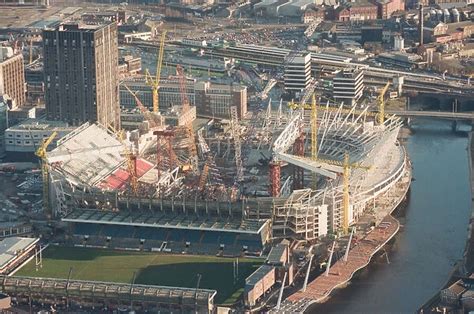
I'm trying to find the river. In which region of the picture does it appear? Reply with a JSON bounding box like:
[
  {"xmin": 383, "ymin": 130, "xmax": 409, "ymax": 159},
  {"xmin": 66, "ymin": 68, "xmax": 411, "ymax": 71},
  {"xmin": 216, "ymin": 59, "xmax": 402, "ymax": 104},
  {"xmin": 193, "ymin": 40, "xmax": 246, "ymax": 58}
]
[{"xmin": 309, "ymin": 119, "xmax": 472, "ymax": 313}]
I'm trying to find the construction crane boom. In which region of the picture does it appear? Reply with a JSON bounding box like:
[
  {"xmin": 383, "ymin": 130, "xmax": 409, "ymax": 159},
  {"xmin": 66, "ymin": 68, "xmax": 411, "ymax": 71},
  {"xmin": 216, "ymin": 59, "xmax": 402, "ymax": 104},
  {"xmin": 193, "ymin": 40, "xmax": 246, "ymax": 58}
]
[
  {"xmin": 122, "ymin": 83, "xmax": 161, "ymax": 128},
  {"xmin": 145, "ymin": 31, "xmax": 167, "ymax": 113},
  {"xmin": 35, "ymin": 131, "xmax": 58, "ymax": 217}
]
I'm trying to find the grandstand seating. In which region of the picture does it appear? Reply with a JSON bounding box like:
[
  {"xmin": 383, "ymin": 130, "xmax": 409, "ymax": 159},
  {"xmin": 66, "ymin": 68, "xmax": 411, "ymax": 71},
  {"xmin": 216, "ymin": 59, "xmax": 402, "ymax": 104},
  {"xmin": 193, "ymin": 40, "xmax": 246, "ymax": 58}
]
[{"xmin": 70, "ymin": 222, "xmax": 266, "ymax": 257}]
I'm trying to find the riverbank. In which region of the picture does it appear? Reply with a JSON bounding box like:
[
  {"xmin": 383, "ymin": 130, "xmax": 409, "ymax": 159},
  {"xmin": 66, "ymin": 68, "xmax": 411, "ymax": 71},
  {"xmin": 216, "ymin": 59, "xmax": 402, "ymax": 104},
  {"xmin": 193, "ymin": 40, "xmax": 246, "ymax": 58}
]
[
  {"xmin": 463, "ymin": 131, "xmax": 474, "ymax": 272},
  {"xmin": 309, "ymin": 119, "xmax": 471, "ymax": 313},
  {"xmin": 275, "ymin": 154, "xmax": 412, "ymax": 313}
]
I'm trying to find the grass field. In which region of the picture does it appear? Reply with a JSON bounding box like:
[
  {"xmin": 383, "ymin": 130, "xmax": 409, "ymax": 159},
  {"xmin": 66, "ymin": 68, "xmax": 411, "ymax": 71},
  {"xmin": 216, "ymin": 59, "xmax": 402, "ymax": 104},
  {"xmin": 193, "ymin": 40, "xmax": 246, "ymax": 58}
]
[{"xmin": 16, "ymin": 246, "xmax": 263, "ymax": 304}]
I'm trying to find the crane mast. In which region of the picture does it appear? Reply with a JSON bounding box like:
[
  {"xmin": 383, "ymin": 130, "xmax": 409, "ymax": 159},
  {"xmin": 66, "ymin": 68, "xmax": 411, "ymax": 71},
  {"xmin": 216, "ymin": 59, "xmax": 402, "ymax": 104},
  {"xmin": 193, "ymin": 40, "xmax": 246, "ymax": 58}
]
[
  {"xmin": 145, "ymin": 31, "xmax": 167, "ymax": 113},
  {"xmin": 35, "ymin": 131, "xmax": 58, "ymax": 217}
]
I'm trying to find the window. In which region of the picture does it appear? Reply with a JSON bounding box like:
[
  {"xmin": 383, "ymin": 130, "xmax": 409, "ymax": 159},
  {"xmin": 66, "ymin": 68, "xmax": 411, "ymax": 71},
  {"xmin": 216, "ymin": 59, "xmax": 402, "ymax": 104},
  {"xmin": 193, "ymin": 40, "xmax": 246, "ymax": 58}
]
[{"xmin": 8, "ymin": 141, "xmax": 12, "ymax": 144}]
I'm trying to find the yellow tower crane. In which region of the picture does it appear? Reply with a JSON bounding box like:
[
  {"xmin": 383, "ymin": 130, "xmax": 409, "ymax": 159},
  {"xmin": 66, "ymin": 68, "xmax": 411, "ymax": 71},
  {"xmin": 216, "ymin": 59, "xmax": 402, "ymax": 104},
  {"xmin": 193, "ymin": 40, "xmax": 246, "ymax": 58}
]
[
  {"xmin": 116, "ymin": 129, "xmax": 139, "ymax": 196},
  {"xmin": 145, "ymin": 31, "xmax": 167, "ymax": 113},
  {"xmin": 35, "ymin": 131, "xmax": 58, "ymax": 217},
  {"xmin": 290, "ymin": 90, "xmax": 390, "ymax": 127},
  {"xmin": 377, "ymin": 82, "xmax": 390, "ymax": 125},
  {"xmin": 302, "ymin": 151, "xmax": 371, "ymax": 234},
  {"xmin": 289, "ymin": 96, "xmax": 372, "ymax": 233}
]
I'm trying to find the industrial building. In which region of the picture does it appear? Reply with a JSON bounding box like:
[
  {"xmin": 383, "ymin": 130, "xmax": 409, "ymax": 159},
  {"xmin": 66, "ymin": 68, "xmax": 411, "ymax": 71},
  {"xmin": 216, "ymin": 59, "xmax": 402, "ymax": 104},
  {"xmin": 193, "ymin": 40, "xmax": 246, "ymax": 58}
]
[
  {"xmin": 43, "ymin": 23, "xmax": 120, "ymax": 130},
  {"xmin": 332, "ymin": 68, "xmax": 364, "ymax": 105},
  {"xmin": 0, "ymin": 48, "xmax": 26, "ymax": 108}
]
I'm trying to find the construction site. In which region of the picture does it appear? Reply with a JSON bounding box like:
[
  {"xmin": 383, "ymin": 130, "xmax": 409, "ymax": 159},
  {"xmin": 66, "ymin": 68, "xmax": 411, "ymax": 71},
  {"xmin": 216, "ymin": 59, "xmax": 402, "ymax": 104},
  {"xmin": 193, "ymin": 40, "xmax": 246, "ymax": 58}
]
[{"xmin": 22, "ymin": 27, "xmax": 413, "ymax": 312}]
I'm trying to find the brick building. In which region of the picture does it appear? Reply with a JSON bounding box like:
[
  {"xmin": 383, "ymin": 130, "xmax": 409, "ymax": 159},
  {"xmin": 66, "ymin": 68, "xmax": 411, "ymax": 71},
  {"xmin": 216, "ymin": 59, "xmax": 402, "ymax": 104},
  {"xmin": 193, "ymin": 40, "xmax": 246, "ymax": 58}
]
[
  {"xmin": 335, "ymin": 1, "xmax": 378, "ymax": 22},
  {"xmin": 0, "ymin": 49, "xmax": 26, "ymax": 108},
  {"xmin": 43, "ymin": 23, "xmax": 120, "ymax": 130},
  {"xmin": 374, "ymin": 0, "xmax": 404, "ymax": 19}
]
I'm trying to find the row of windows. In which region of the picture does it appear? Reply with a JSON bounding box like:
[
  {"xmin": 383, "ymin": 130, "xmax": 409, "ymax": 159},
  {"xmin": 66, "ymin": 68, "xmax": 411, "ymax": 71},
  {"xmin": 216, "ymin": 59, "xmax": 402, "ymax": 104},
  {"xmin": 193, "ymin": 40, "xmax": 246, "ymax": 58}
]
[
  {"xmin": 7, "ymin": 140, "xmax": 40, "ymax": 145},
  {"xmin": 45, "ymin": 39, "xmax": 95, "ymax": 47},
  {"xmin": 7, "ymin": 133, "xmax": 49, "ymax": 139}
]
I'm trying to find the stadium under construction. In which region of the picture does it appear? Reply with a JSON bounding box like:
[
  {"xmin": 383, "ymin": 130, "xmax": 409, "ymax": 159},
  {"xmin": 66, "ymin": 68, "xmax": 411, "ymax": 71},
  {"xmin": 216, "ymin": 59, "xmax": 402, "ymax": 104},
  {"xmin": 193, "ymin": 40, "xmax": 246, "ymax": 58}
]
[
  {"xmin": 41, "ymin": 91, "xmax": 408, "ymax": 245},
  {"xmin": 31, "ymin": 90, "xmax": 412, "ymax": 310}
]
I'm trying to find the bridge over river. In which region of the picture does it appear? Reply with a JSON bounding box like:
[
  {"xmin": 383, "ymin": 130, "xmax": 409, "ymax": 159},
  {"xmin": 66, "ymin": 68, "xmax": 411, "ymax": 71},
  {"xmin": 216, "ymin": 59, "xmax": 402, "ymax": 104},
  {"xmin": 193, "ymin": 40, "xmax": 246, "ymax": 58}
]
[{"xmin": 386, "ymin": 110, "xmax": 474, "ymax": 121}]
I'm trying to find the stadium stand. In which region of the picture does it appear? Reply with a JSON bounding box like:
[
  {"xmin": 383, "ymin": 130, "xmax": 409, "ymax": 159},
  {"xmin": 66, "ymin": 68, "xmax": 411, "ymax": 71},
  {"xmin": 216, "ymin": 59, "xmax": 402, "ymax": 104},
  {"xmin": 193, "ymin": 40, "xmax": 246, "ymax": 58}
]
[
  {"xmin": 2, "ymin": 276, "xmax": 217, "ymax": 313},
  {"xmin": 66, "ymin": 208, "xmax": 271, "ymax": 257}
]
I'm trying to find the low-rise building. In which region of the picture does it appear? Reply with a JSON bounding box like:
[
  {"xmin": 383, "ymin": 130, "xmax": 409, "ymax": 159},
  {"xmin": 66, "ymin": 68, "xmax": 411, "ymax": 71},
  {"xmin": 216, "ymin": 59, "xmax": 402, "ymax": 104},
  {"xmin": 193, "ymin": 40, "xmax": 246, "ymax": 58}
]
[
  {"xmin": 376, "ymin": 52, "xmax": 424, "ymax": 69},
  {"xmin": 302, "ymin": 7, "xmax": 326, "ymax": 23},
  {"xmin": 374, "ymin": 0, "xmax": 404, "ymax": 19},
  {"xmin": 4, "ymin": 119, "xmax": 75, "ymax": 154},
  {"xmin": 245, "ymin": 265, "xmax": 276, "ymax": 307},
  {"xmin": 120, "ymin": 78, "xmax": 247, "ymax": 119},
  {"xmin": 335, "ymin": 1, "xmax": 378, "ymax": 21},
  {"xmin": 119, "ymin": 55, "xmax": 142, "ymax": 76}
]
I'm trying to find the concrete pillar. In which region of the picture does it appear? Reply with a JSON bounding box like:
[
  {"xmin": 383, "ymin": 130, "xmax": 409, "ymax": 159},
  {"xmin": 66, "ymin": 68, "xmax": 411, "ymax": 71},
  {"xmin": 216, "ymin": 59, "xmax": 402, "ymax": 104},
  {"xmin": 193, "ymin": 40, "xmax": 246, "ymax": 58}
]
[{"xmin": 393, "ymin": 76, "xmax": 404, "ymax": 95}]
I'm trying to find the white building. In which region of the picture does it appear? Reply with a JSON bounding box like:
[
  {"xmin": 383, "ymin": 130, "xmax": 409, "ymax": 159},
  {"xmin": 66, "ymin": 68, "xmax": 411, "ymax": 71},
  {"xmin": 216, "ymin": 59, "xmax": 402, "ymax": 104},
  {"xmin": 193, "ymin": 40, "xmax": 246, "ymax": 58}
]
[
  {"xmin": 332, "ymin": 68, "xmax": 364, "ymax": 105},
  {"xmin": 284, "ymin": 53, "xmax": 312, "ymax": 93},
  {"xmin": 4, "ymin": 119, "xmax": 75, "ymax": 154},
  {"xmin": 393, "ymin": 35, "xmax": 405, "ymax": 51}
]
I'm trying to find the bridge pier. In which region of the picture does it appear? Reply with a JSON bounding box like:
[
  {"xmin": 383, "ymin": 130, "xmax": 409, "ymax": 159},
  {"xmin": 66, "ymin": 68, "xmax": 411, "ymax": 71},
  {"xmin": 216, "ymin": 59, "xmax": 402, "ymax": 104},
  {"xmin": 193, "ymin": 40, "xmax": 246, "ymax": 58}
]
[
  {"xmin": 406, "ymin": 117, "xmax": 412, "ymax": 128},
  {"xmin": 451, "ymin": 120, "xmax": 458, "ymax": 132}
]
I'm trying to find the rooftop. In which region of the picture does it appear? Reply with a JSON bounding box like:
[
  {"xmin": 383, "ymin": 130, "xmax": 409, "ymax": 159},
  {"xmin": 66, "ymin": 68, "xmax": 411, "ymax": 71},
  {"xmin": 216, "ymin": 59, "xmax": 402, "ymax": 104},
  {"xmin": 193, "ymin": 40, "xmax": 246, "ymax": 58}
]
[
  {"xmin": 266, "ymin": 242, "xmax": 288, "ymax": 265},
  {"xmin": 46, "ymin": 123, "xmax": 125, "ymax": 187},
  {"xmin": 245, "ymin": 265, "xmax": 274, "ymax": 287},
  {"xmin": 0, "ymin": 237, "xmax": 38, "ymax": 271},
  {"xmin": 7, "ymin": 119, "xmax": 73, "ymax": 132},
  {"xmin": 63, "ymin": 209, "xmax": 268, "ymax": 234}
]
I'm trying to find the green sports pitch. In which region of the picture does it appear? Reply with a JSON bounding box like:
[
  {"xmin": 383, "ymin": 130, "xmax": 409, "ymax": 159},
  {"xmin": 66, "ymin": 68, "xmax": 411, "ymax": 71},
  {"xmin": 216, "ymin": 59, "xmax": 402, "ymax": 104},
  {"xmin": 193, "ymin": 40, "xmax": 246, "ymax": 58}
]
[{"xmin": 16, "ymin": 246, "xmax": 263, "ymax": 304}]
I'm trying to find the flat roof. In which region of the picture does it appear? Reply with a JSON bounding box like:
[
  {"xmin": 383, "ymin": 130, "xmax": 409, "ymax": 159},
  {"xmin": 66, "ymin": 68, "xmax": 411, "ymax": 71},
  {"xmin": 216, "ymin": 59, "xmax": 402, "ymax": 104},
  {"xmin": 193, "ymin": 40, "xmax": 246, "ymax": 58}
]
[
  {"xmin": 245, "ymin": 265, "xmax": 274, "ymax": 286},
  {"xmin": 46, "ymin": 123, "xmax": 125, "ymax": 187},
  {"xmin": 6, "ymin": 119, "xmax": 74, "ymax": 132},
  {"xmin": 266, "ymin": 243, "xmax": 287, "ymax": 265},
  {"xmin": 0, "ymin": 237, "xmax": 38, "ymax": 270},
  {"xmin": 63, "ymin": 209, "xmax": 268, "ymax": 234},
  {"xmin": 4, "ymin": 276, "xmax": 216, "ymax": 304}
]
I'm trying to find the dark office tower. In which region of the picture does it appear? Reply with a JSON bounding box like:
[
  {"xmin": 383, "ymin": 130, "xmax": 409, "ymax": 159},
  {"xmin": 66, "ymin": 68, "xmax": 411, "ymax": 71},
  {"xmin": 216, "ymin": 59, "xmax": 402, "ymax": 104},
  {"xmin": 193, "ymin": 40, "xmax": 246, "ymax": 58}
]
[{"xmin": 43, "ymin": 23, "xmax": 120, "ymax": 130}]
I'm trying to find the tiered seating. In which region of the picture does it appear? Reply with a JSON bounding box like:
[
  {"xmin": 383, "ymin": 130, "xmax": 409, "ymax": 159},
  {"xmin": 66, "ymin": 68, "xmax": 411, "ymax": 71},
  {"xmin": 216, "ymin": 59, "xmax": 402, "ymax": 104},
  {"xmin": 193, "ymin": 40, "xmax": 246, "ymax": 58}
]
[
  {"xmin": 73, "ymin": 223, "xmax": 102, "ymax": 236},
  {"xmin": 68, "ymin": 213, "xmax": 267, "ymax": 256}
]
